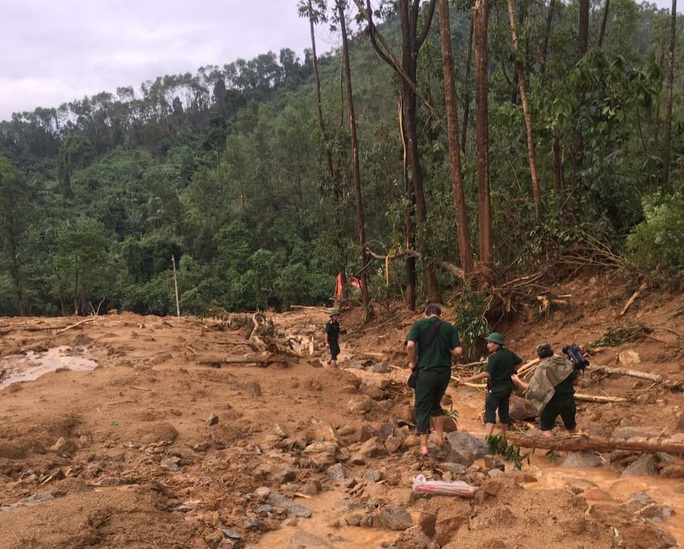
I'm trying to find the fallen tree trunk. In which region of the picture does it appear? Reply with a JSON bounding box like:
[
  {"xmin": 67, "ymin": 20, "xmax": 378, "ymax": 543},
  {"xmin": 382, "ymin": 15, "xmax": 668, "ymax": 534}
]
[
  {"xmin": 592, "ymin": 366, "xmax": 663, "ymax": 383},
  {"xmin": 574, "ymin": 393, "xmax": 629, "ymax": 403},
  {"xmin": 199, "ymin": 356, "xmax": 281, "ymax": 368},
  {"xmin": 506, "ymin": 432, "xmax": 684, "ymax": 454}
]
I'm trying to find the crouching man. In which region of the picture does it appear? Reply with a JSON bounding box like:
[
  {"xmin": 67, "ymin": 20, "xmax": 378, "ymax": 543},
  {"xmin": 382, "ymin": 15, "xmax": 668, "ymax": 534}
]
[{"xmin": 511, "ymin": 342, "xmax": 578, "ymax": 437}]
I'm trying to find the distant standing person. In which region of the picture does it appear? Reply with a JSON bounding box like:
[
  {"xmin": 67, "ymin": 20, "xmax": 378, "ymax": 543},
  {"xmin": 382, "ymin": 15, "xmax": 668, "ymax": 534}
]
[
  {"xmin": 511, "ymin": 343, "xmax": 578, "ymax": 437},
  {"xmin": 324, "ymin": 310, "xmax": 343, "ymax": 367},
  {"xmin": 405, "ymin": 303, "xmax": 463, "ymax": 456},
  {"xmin": 458, "ymin": 332, "xmax": 522, "ymax": 439}
]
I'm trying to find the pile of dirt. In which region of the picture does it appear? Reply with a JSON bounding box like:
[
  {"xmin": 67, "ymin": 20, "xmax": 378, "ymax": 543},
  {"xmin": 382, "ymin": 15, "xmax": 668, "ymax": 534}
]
[{"xmin": 0, "ymin": 274, "xmax": 682, "ymax": 548}]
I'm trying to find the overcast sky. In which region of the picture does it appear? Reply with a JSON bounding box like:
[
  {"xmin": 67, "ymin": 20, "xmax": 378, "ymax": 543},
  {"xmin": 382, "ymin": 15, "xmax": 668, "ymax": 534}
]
[
  {"xmin": 0, "ymin": 0, "xmax": 676, "ymax": 123},
  {"xmin": 0, "ymin": 0, "xmax": 340, "ymax": 122}
]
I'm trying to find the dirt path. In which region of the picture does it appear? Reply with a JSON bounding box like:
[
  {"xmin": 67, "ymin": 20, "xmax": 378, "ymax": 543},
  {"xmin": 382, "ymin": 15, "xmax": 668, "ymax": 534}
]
[{"xmin": 0, "ymin": 275, "xmax": 683, "ymax": 548}]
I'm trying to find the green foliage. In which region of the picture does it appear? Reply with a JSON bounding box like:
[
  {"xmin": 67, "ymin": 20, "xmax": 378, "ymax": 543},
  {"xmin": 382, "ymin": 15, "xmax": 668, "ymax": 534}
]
[
  {"xmin": 591, "ymin": 323, "xmax": 651, "ymax": 347},
  {"xmin": 627, "ymin": 193, "xmax": 684, "ymax": 278},
  {"xmin": 1, "ymin": 3, "xmax": 683, "ymax": 317},
  {"xmin": 486, "ymin": 434, "xmax": 529, "ymax": 470},
  {"xmin": 452, "ymin": 287, "xmax": 490, "ymax": 361}
]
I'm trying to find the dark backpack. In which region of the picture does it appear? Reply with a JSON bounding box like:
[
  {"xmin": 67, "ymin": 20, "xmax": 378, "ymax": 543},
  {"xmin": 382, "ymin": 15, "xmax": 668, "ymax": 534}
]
[{"xmin": 562, "ymin": 344, "xmax": 590, "ymax": 371}]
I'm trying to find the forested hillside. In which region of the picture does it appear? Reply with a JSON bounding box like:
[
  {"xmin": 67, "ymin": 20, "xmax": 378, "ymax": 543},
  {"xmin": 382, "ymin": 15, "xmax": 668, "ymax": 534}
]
[{"xmin": 0, "ymin": 0, "xmax": 681, "ymax": 320}]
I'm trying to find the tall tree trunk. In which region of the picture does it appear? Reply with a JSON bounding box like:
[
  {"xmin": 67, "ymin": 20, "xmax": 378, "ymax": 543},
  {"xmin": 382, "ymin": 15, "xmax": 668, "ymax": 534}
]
[
  {"xmin": 552, "ymin": 134, "xmax": 563, "ymax": 195},
  {"xmin": 598, "ymin": 0, "xmax": 610, "ymax": 47},
  {"xmin": 338, "ymin": 2, "xmax": 371, "ymax": 313},
  {"xmin": 572, "ymin": 0, "xmax": 590, "ymax": 189},
  {"xmin": 474, "ymin": 0, "xmax": 492, "ymax": 272},
  {"xmin": 400, "ymin": 0, "xmax": 440, "ymax": 304},
  {"xmin": 354, "ymin": 0, "xmax": 439, "ymax": 307},
  {"xmin": 662, "ymin": 0, "xmax": 677, "ymax": 188},
  {"xmin": 653, "ymin": 22, "xmax": 666, "ymax": 159},
  {"xmin": 301, "ymin": 0, "xmax": 349, "ymax": 304},
  {"xmin": 461, "ymin": 15, "xmax": 474, "ymax": 154},
  {"xmin": 438, "ymin": 0, "xmax": 474, "ymax": 276},
  {"xmin": 539, "ymin": 0, "xmax": 556, "ymax": 74},
  {"xmin": 506, "ymin": 0, "xmax": 540, "ymax": 216}
]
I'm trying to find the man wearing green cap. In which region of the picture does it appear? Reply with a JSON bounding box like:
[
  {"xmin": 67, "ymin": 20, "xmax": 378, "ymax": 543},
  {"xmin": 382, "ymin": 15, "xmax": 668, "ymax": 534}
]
[
  {"xmin": 324, "ymin": 310, "xmax": 343, "ymax": 367},
  {"xmin": 511, "ymin": 343, "xmax": 578, "ymax": 437},
  {"xmin": 458, "ymin": 332, "xmax": 522, "ymax": 438}
]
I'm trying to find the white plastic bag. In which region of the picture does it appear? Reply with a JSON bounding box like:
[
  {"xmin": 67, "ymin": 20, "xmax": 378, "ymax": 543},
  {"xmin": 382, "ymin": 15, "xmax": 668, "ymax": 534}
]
[{"xmin": 412, "ymin": 474, "xmax": 478, "ymax": 498}]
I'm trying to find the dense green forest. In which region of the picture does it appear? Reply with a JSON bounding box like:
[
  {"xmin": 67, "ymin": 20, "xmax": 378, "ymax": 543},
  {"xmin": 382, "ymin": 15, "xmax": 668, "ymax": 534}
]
[{"xmin": 0, "ymin": 0, "xmax": 682, "ymax": 322}]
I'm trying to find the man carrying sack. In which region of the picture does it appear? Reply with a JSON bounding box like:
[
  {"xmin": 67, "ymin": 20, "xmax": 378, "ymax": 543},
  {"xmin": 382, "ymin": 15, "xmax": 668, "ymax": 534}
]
[{"xmin": 511, "ymin": 342, "xmax": 578, "ymax": 437}]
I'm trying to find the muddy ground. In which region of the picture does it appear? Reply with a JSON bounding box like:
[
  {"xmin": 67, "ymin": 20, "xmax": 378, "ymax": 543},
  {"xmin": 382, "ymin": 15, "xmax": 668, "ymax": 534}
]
[{"xmin": 0, "ymin": 273, "xmax": 683, "ymax": 549}]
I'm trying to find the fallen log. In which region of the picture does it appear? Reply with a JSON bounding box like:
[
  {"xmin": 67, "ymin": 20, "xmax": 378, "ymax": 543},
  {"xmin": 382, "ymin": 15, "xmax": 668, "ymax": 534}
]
[
  {"xmin": 574, "ymin": 393, "xmax": 629, "ymax": 403},
  {"xmin": 55, "ymin": 317, "xmax": 96, "ymax": 334},
  {"xmin": 506, "ymin": 432, "xmax": 684, "ymax": 455},
  {"xmin": 620, "ymin": 282, "xmax": 648, "ymax": 316},
  {"xmin": 591, "ymin": 365, "xmax": 663, "ymax": 383},
  {"xmin": 199, "ymin": 356, "xmax": 281, "ymax": 368}
]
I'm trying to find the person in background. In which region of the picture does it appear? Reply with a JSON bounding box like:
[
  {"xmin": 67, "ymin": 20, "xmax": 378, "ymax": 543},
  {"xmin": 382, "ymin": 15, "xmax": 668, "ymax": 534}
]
[
  {"xmin": 324, "ymin": 310, "xmax": 343, "ymax": 367},
  {"xmin": 458, "ymin": 332, "xmax": 522, "ymax": 439},
  {"xmin": 511, "ymin": 342, "xmax": 578, "ymax": 437},
  {"xmin": 405, "ymin": 303, "xmax": 463, "ymax": 456}
]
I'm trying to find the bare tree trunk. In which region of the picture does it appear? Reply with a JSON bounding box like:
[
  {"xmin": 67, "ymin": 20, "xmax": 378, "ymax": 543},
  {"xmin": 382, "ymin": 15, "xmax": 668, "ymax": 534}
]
[
  {"xmin": 662, "ymin": 0, "xmax": 677, "ymax": 188},
  {"xmin": 438, "ymin": 0, "xmax": 474, "ymax": 277},
  {"xmin": 474, "ymin": 0, "xmax": 492, "ymax": 271},
  {"xmin": 354, "ymin": 0, "xmax": 439, "ymax": 307},
  {"xmin": 552, "ymin": 134, "xmax": 563, "ymax": 195},
  {"xmin": 571, "ymin": 0, "xmax": 590, "ymax": 189},
  {"xmin": 598, "ymin": 0, "xmax": 610, "ymax": 47},
  {"xmin": 653, "ymin": 23, "xmax": 666, "ymax": 158},
  {"xmin": 539, "ymin": 0, "xmax": 555, "ymax": 75},
  {"xmin": 506, "ymin": 0, "xmax": 540, "ymax": 216},
  {"xmin": 506, "ymin": 432, "xmax": 684, "ymax": 455},
  {"xmin": 461, "ymin": 15, "xmax": 474, "ymax": 154},
  {"xmin": 338, "ymin": 1, "xmax": 371, "ymax": 313}
]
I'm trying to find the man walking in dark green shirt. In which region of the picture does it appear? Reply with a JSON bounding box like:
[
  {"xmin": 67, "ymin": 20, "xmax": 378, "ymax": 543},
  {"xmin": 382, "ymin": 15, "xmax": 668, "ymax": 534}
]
[{"xmin": 405, "ymin": 303, "xmax": 463, "ymax": 456}]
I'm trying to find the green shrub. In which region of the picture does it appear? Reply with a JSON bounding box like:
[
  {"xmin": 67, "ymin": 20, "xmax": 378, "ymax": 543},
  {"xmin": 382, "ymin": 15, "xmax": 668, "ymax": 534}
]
[{"xmin": 627, "ymin": 193, "xmax": 684, "ymax": 278}]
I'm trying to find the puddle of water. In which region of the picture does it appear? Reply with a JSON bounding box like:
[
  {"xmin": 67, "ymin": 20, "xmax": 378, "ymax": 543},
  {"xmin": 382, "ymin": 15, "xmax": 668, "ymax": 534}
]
[
  {"xmin": 247, "ymin": 490, "xmax": 399, "ymax": 549},
  {"xmin": 0, "ymin": 346, "xmax": 98, "ymax": 389}
]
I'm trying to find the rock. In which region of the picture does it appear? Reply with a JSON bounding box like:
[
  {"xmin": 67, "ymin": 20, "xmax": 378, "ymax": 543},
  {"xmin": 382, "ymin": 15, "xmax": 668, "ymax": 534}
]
[
  {"xmin": 660, "ymin": 465, "xmax": 684, "ymax": 478},
  {"xmin": 614, "ymin": 426, "xmax": 662, "ymax": 440},
  {"xmin": 509, "ymin": 394, "xmax": 538, "ymax": 421},
  {"xmin": 207, "ymin": 414, "xmax": 219, "ymax": 426},
  {"xmin": 347, "ymin": 395, "xmax": 373, "ymax": 414},
  {"xmin": 357, "ymin": 437, "xmax": 388, "ymax": 458},
  {"xmin": 446, "ymin": 432, "xmax": 488, "ymax": 458},
  {"xmin": 371, "ymin": 361, "xmax": 391, "ymax": 373},
  {"xmin": 286, "ymin": 531, "xmax": 332, "ymax": 547},
  {"xmin": 618, "ymin": 350, "xmax": 641, "ymax": 366},
  {"xmin": 378, "ymin": 504, "xmax": 413, "ymax": 530},
  {"xmin": 326, "ymin": 463, "xmax": 348, "ymax": 481},
  {"xmin": 384, "ymin": 434, "xmax": 404, "ymax": 454},
  {"xmin": 51, "ymin": 437, "xmax": 78, "ymax": 455},
  {"xmin": 440, "ymin": 462, "xmax": 467, "ymax": 475},
  {"xmin": 622, "ymin": 454, "xmax": 659, "ymax": 477},
  {"xmin": 267, "ymin": 492, "xmax": 313, "ymax": 518},
  {"xmin": 562, "ymin": 450, "xmax": 604, "ymax": 468},
  {"xmin": 311, "ymin": 419, "xmax": 338, "ymax": 442}
]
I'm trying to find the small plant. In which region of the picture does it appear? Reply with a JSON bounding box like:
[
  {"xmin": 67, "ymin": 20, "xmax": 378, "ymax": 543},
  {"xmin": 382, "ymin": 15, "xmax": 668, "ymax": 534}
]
[
  {"xmin": 452, "ymin": 287, "xmax": 490, "ymax": 362},
  {"xmin": 591, "ymin": 323, "xmax": 650, "ymax": 347},
  {"xmin": 444, "ymin": 406, "xmax": 459, "ymax": 421},
  {"xmin": 487, "ymin": 434, "xmax": 529, "ymax": 470}
]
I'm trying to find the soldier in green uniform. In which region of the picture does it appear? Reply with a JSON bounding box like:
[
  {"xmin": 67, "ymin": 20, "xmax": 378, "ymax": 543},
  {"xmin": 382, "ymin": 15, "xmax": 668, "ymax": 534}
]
[
  {"xmin": 405, "ymin": 303, "xmax": 463, "ymax": 456},
  {"xmin": 459, "ymin": 332, "xmax": 522, "ymax": 439},
  {"xmin": 511, "ymin": 342, "xmax": 578, "ymax": 437},
  {"xmin": 324, "ymin": 310, "xmax": 342, "ymax": 367}
]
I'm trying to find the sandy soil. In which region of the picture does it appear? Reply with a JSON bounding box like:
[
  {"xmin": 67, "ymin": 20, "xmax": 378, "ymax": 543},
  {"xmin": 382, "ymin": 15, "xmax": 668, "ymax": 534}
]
[{"xmin": 0, "ymin": 273, "xmax": 683, "ymax": 549}]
